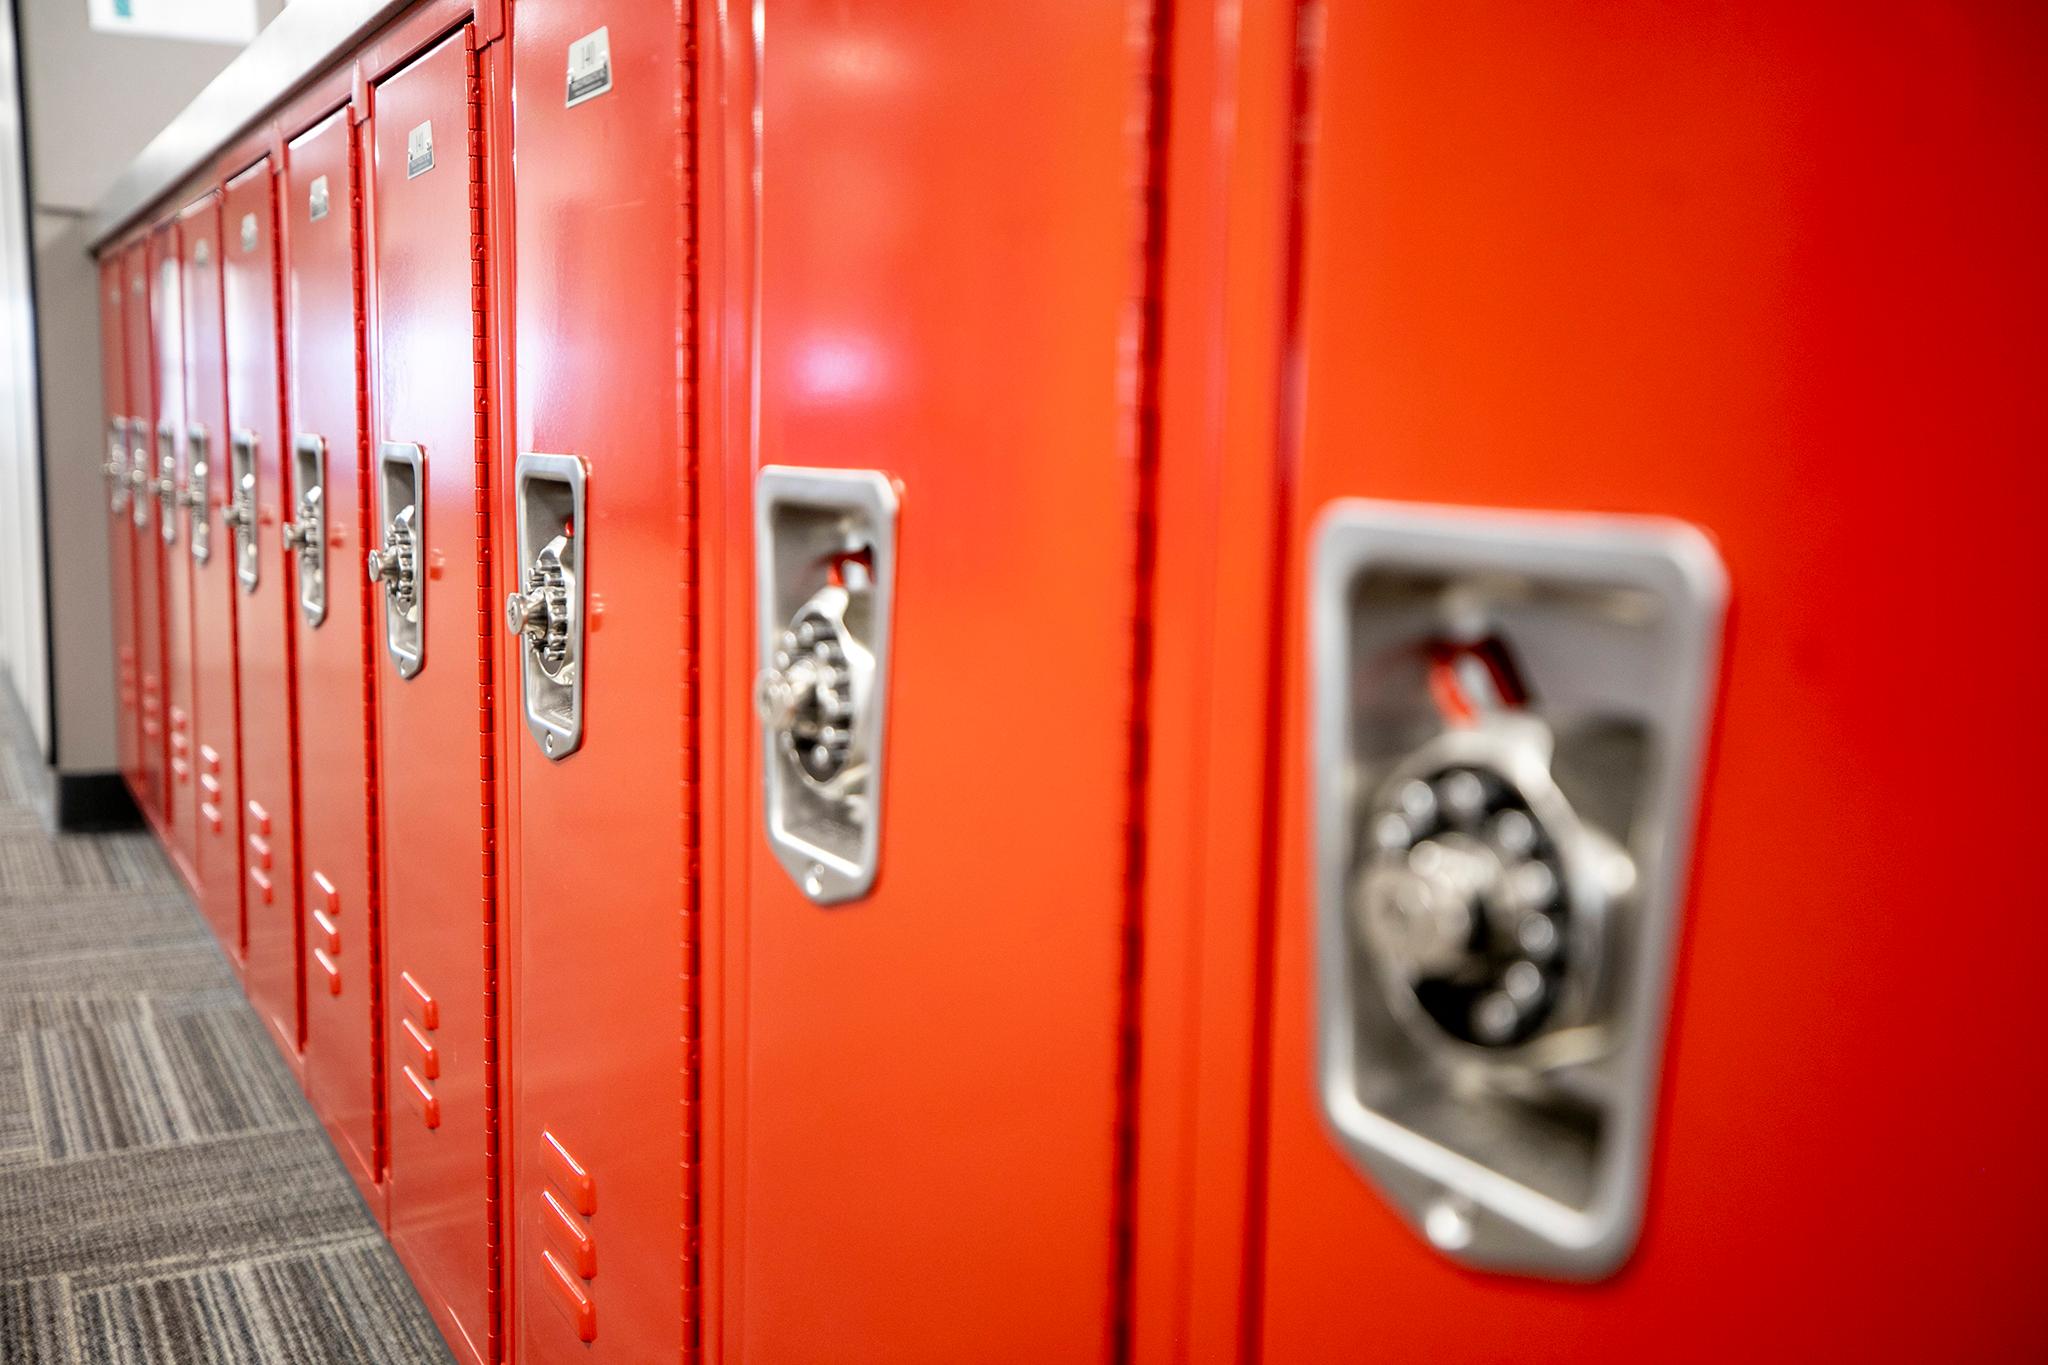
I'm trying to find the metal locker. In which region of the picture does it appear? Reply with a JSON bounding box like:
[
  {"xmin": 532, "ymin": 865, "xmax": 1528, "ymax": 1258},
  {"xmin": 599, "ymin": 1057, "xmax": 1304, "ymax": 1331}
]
[
  {"xmin": 125, "ymin": 240, "xmax": 166, "ymax": 824},
  {"xmin": 1242, "ymin": 1, "xmax": 2048, "ymax": 1358},
  {"xmin": 223, "ymin": 156, "xmax": 303, "ymax": 1063},
  {"xmin": 179, "ymin": 191, "xmax": 246, "ymax": 964},
  {"xmin": 711, "ymin": 1, "xmax": 1165, "ymax": 1355},
  {"xmin": 282, "ymin": 103, "xmax": 385, "ymax": 1216},
  {"xmin": 366, "ymin": 30, "xmax": 501, "ymax": 1365},
  {"xmin": 149, "ymin": 219, "xmax": 199, "ymax": 884},
  {"xmin": 97, "ymin": 256, "xmax": 139, "ymax": 796},
  {"xmin": 503, "ymin": 6, "xmax": 692, "ymax": 1359}
]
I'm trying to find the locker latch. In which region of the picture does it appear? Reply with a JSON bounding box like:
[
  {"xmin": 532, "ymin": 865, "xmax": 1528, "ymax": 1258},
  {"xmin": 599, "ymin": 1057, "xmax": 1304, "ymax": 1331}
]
[
  {"xmin": 755, "ymin": 467, "xmax": 899, "ymax": 905},
  {"xmin": 283, "ymin": 434, "xmax": 328, "ymax": 627},
  {"xmin": 1311, "ymin": 500, "xmax": 1725, "ymax": 1280},
  {"xmin": 155, "ymin": 421, "xmax": 181, "ymax": 547},
  {"xmin": 185, "ymin": 426, "xmax": 212, "ymax": 564},
  {"xmin": 505, "ymin": 452, "xmax": 587, "ymax": 759},
  {"xmin": 368, "ymin": 442, "xmax": 425, "ymax": 678},
  {"xmin": 225, "ymin": 429, "xmax": 259, "ymax": 592},
  {"xmin": 129, "ymin": 428, "xmax": 151, "ymax": 530},
  {"xmin": 104, "ymin": 419, "xmax": 131, "ymax": 515}
]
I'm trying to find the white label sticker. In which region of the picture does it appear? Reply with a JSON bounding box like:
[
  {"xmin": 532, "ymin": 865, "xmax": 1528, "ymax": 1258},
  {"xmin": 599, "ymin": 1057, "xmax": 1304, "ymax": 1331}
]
[
  {"xmin": 566, "ymin": 27, "xmax": 613, "ymax": 108},
  {"xmin": 193, "ymin": 238, "xmax": 210, "ymax": 266},
  {"xmin": 309, "ymin": 175, "xmax": 330, "ymax": 221},
  {"xmin": 240, "ymin": 213, "xmax": 258, "ymax": 253},
  {"xmin": 406, "ymin": 121, "xmax": 435, "ymax": 179}
]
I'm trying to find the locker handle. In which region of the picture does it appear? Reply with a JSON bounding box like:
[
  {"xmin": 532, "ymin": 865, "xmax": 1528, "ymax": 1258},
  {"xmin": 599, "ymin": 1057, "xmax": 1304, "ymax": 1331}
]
[{"xmin": 755, "ymin": 467, "xmax": 899, "ymax": 906}]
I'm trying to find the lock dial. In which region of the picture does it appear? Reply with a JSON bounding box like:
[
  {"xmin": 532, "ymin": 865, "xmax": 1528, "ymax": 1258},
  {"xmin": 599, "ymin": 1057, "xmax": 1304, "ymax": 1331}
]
[
  {"xmin": 506, "ymin": 534, "xmax": 575, "ymax": 680},
  {"xmin": 1358, "ymin": 741, "xmax": 1596, "ymax": 1050},
  {"xmin": 367, "ymin": 505, "xmax": 420, "ymax": 612},
  {"xmin": 759, "ymin": 588, "xmax": 869, "ymax": 793}
]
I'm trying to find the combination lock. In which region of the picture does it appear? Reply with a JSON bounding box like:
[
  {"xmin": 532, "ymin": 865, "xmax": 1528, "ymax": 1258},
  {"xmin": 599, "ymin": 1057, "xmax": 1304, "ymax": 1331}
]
[
  {"xmin": 1354, "ymin": 713, "xmax": 1633, "ymax": 1055},
  {"xmin": 757, "ymin": 573, "xmax": 875, "ymax": 802},
  {"xmin": 505, "ymin": 533, "xmax": 576, "ymax": 681}
]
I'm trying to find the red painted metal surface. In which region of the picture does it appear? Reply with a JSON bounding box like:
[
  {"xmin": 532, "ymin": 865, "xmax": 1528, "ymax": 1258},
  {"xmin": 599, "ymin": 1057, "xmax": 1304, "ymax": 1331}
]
[
  {"xmin": 149, "ymin": 221, "xmax": 196, "ymax": 850},
  {"xmin": 707, "ymin": 2, "xmax": 1162, "ymax": 1357},
  {"xmin": 1244, "ymin": 2, "xmax": 2048, "ymax": 1359},
  {"xmin": 1127, "ymin": 3, "xmax": 1302, "ymax": 1357},
  {"xmin": 149, "ymin": 220, "xmax": 199, "ymax": 884},
  {"xmin": 124, "ymin": 242, "xmax": 166, "ymax": 820},
  {"xmin": 98, "ymin": 256, "xmax": 140, "ymax": 793},
  {"xmin": 281, "ymin": 102, "xmax": 385, "ymax": 1215},
  {"xmin": 179, "ymin": 190, "xmax": 246, "ymax": 965},
  {"xmin": 366, "ymin": 27, "xmax": 499, "ymax": 1365},
  {"xmin": 503, "ymin": 1, "xmax": 693, "ymax": 1358},
  {"xmin": 223, "ymin": 156, "xmax": 306, "ymax": 1066}
]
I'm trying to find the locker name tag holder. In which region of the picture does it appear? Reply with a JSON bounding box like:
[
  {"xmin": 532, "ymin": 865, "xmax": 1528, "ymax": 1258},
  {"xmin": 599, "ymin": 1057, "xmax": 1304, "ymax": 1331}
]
[
  {"xmin": 240, "ymin": 212, "xmax": 258, "ymax": 254},
  {"xmin": 405, "ymin": 122, "xmax": 434, "ymax": 180},
  {"xmin": 565, "ymin": 27, "xmax": 613, "ymax": 108},
  {"xmin": 1311, "ymin": 500, "xmax": 1725, "ymax": 1280},
  {"xmin": 368, "ymin": 442, "xmax": 425, "ymax": 677},
  {"xmin": 506, "ymin": 453, "xmax": 588, "ymax": 759},
  {"xmin": 755, "ymin": 467, "xmax": 899, "ymax": 906},
  {"xmin": 308, "ymin": 175, "xmax": 330, "ymax": 222}
]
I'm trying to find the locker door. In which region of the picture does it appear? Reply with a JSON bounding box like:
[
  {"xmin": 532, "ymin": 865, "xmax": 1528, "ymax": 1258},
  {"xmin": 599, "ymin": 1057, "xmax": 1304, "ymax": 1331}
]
[
  {"xmin": 504, "ymin": 7, "xmax": 691, "ymax": 1360},
  {"xmin": 225, "ymin": 158, "xmax": 304, "ymax": 1066},
  {"xmin": 98, "ymin": 257, "xmax": 138, "ymax": 792},
  {"xmin": 126, "ymin": 243, "xmax": 165, "ymax": 821},
  {"xmin": 283, "ymin": 105, "xmax": 385, "ymax": 1213},
  {"xmin": 1255, "ymin": 3, "xmax": 2048, "ymax": 1359},
  {"xmin": 367, "ymin": 31, "xmax": 499, "ymax": 1365},
  {"xmin": 180, "ymin": 192, "xmax": 246, "ymax": 963},
  {"xmin": 723, "ymin": 3, "xmax": 1164, "ymax": 1356},
  {"xmin": 151, "ymin": 221, "xmax": 199, "ymax": 885}
]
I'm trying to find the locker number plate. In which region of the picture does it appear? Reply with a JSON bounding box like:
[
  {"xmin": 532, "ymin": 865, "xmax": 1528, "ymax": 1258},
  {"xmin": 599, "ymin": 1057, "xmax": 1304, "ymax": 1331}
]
[{"xmin": 566, "ymin": 27, "xmax": 613, "ymax": 108}]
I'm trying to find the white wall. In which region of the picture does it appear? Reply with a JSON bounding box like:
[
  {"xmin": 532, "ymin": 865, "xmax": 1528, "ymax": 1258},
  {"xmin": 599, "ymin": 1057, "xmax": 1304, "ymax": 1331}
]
[
  {"xmin": 0, "ymin": 1, "xmax": 47, "ymax": 755},
  {"xmin": 0, "ymin": 0, "xmax": 282, "ymax": 771}
]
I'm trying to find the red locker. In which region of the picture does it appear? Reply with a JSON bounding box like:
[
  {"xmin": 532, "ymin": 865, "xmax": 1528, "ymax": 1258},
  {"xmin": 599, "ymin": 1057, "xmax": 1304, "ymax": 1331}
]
[
  {"xmin": 1224, "ymin": 2, "xmax": 2048, "ymax": 1359},
  {"xmin": 126, "ymin": 242, "xmax": 166, "ymax": 821},
  {"xmin": 97, "ymin": 257, "xmax": 139, "ymax": 789},
  {"xmin": 503, "ymin": 6, "xmax": 693, "ymax": 1359},
  {"xmin": 365, "ymin": 29, "xmax": 501, "ymax": 1365},
  {"xmin": 282, "ymin": 102, "xmax": 385, "ymax": 1212},
  {"xmin": 706, "ymin": 2, "xmax": 1165, "ymax": 1356},
  {"xmin": 150, "ymin": 220, "xmax": 199, "ymax": 884},
  {"xmin": 224, "ymin": 156, "xmax": 306, "ymax": 1065},
  {"xmin": 179, "ymin": 191, "xmax": 246, "ymax": 962}
]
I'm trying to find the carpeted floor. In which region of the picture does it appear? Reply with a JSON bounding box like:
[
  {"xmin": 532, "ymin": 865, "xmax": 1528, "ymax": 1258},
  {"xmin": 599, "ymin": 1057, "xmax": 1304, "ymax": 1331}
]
[{"xmin": 0, "ymin": 710, "xmax": 450, "ymax": 1364}]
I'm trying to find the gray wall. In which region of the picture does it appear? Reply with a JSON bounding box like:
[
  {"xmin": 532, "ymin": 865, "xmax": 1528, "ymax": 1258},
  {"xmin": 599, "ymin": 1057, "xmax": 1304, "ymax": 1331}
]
[{"xmin": 2, "ymin": 0, "xmax": 282, "ymax": 772}]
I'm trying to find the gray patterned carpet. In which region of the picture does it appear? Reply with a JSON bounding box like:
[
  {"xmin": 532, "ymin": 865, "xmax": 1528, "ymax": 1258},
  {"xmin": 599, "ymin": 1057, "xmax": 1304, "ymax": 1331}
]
[{"xmin": 0, "ymin": 711, "xmax": 449, "ymax": 1363}]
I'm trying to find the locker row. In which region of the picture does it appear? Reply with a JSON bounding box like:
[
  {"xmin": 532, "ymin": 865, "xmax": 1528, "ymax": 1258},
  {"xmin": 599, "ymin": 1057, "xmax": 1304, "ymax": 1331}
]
[{"xmin": 84, "ymin": 0, "xmax": 2042, "ymax": 1361}]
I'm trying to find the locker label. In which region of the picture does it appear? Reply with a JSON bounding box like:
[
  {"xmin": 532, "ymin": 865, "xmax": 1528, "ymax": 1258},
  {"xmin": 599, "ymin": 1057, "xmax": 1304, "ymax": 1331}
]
[
  {"xmin": 239, "ymin": 212, "xmax": 257, "ymax": 253},
  {"xmin": 308, "ymin": 175, "xmax": 329, "ymax": 221},
  {"xmin": 565, "ymin": 27, "xmax": 612, "ymax": 108},
  {"xmin": 405, "ymin": 121, "xmax": 434, "ymax": 180}
]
